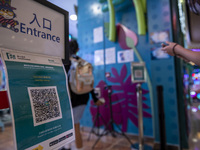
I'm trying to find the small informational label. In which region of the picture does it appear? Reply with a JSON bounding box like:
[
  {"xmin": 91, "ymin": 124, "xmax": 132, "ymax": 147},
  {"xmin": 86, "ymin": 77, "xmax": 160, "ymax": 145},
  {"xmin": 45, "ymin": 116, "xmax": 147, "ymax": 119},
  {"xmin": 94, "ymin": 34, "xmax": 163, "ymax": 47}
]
[
  {"xmin": 105, "ymin": 47, "xmax": 116, "ymax": 64},
  {"xmin": 131, "ymin": 62, "xmax": 146, "ymax": 83},
  {"xmin": 94, "ymin": 49, "xmax": 104, "ymax": 66},
  {"xmin": 117, "ymin": 49, "xmax": 134, "ymax": 63},
  {"xmin": 93, "ymin": 26, "xmax": 103, "ymax": 43}
]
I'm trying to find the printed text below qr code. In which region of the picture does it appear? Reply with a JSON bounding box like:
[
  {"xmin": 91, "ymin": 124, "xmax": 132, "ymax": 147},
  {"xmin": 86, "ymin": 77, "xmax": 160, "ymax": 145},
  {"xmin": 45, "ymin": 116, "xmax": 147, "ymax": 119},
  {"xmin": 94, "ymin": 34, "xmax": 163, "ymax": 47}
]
[{"xmin": 28, "ymin": 86, "xmax": 62, "ymax": 126}]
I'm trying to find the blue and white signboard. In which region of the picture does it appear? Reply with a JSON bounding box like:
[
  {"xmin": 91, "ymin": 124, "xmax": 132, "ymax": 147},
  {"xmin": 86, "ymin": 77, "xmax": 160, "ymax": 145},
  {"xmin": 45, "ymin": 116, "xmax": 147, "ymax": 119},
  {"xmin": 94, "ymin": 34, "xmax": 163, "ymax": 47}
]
[
  {"xmin": 0, "ymin": 48, "xmax": 74, "ymax": 150},
  {"xmin": 0, "ymin": 0, "xmax": 67, "ymax": 59}
]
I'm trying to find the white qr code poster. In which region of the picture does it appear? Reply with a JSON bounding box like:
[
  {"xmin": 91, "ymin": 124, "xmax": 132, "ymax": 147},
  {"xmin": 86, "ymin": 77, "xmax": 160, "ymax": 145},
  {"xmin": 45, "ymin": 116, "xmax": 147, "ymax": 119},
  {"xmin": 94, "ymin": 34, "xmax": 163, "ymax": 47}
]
[{"xmin": 0, "ymin": 48, "xmax": 74, "ymax": 150}]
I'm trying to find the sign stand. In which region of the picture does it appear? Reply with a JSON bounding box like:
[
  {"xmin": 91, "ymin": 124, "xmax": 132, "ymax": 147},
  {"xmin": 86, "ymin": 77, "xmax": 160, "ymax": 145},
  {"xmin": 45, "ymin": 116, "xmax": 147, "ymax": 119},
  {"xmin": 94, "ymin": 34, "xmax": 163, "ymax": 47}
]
[
  {"xmin": 136, "ymin": 83, "xmax": 144, "ymax": 150},
  {"xmin": 131, "ymin": 62, "xmax": 152, "ymax": 150}
]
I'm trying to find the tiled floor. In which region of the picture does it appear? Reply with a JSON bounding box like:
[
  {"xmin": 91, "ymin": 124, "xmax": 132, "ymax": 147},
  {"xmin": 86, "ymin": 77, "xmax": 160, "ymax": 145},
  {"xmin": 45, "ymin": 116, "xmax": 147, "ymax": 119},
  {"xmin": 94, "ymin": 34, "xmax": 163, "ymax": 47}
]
[
  {"xmin": 0, "ymin": 124, "xmax": 154, "ymax": 150},
  {"xmin": 71, "ymin": 128, "xmax": 138, "ymax": 150},
  {"xmin": 0, "ymin": 125, "xmax": 14, "ymax": 150}
]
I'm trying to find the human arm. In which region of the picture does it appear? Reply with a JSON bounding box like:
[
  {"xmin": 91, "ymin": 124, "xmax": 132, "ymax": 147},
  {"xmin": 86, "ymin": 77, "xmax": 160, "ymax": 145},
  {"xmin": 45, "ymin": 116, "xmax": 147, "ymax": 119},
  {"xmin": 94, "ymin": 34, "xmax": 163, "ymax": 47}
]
[{"xmin": 161, "ymin": 41, "xmax": 200, "ymax": 66}]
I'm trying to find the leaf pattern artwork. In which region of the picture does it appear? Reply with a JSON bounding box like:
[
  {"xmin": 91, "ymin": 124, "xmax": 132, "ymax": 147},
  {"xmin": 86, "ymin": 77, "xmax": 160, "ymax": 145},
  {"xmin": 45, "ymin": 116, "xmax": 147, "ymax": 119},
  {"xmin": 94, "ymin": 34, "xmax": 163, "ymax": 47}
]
[{"xmin": 90, "ymin": 64, "xmax": 151, "ymax": 132}]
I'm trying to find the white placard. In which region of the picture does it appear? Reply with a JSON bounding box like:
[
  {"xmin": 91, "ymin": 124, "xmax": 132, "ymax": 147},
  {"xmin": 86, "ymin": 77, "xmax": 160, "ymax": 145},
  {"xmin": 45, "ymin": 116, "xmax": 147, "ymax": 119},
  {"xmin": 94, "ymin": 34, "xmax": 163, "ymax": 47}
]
[
  {"xmin": 1, "ymin": 48, "xmax": 74, "ymax": 150},
  {"xmin": 93, "ymin": 26, "xmax": 103, "ymax": 43},
  {"xmin": 105, "ymin": 47, "xmax": 116, "ymax": 64},
  {"xmin": 0, "ymin": 0, "xmax": 66, "ymax": 58},
  {"xmin": 117, "ymin": 49, "xmax": 134, "ymax": 63},
  {"xmin": 94, "ymin": 49, "xmax": 104, "ymax": 66}
]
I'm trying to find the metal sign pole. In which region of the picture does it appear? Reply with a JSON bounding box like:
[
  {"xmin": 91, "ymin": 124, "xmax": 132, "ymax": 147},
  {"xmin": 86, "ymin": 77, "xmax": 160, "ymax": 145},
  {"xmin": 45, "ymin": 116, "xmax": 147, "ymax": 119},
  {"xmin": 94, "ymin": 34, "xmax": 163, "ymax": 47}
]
[
  {"xmin": 131, "ymin": 62, "xmax": 152, "ymax": 150},
  {"xmin": 137, "ymin": 83, "xmax": 144, "ymax": 150}
]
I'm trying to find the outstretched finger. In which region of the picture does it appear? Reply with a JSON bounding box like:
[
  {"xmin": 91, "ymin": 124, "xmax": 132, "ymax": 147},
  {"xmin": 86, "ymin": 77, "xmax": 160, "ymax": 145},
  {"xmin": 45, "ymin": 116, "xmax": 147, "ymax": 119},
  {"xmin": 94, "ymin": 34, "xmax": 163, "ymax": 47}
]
[{"xmin": 166, "ymin": 41, "xmax": 170, "ymax": 44}]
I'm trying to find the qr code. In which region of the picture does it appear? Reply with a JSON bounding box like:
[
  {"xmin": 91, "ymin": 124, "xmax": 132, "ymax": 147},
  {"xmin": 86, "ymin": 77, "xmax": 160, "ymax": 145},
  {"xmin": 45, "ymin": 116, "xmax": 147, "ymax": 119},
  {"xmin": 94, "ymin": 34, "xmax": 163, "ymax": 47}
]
[
  {"xmin": 134, "ymin": 70, "xmax": 143, "ymax": 78},
  {"xmin": 28, "ymin": 86, "xmax": 62, "ymax": 126}
]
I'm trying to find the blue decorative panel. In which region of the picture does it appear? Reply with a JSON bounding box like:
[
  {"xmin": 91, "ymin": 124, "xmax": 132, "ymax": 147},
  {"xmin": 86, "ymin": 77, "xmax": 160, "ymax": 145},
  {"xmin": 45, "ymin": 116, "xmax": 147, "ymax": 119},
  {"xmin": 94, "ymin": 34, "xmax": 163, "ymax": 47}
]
[
  {"xmin": 78, "ymin": 0, "xmax": 180, "ymax": 146},
  {"xmin": 147, "ymin": 0, "xmax": 179, "ymax": 145}
]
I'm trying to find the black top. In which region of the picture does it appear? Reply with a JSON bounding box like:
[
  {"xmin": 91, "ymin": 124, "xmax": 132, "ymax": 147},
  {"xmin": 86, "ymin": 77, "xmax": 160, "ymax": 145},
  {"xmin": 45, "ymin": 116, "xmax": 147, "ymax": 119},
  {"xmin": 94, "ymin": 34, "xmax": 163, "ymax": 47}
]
[
  {"xmin": 64, "ymin": 55, "xmax": 98, "ymax": 108},
  {"xmin": 69, "ymin": 87, "xmax": 98, "ymax": 108}
]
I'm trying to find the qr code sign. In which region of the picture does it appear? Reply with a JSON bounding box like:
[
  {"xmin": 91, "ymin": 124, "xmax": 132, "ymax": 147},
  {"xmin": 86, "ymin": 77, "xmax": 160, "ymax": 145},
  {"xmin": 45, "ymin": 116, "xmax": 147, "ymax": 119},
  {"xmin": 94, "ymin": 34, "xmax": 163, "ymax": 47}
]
[{"xmin": 28, "ymin": 86, "xmax": 62, "ymax": 126}]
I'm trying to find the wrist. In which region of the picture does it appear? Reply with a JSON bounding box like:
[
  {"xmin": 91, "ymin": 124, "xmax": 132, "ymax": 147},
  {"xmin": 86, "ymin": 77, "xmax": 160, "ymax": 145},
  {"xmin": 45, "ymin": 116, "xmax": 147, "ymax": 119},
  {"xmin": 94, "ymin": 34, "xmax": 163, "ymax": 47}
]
[{"xmin": 172, "ymin": 43, "xmax": 178, "ymax": 56}]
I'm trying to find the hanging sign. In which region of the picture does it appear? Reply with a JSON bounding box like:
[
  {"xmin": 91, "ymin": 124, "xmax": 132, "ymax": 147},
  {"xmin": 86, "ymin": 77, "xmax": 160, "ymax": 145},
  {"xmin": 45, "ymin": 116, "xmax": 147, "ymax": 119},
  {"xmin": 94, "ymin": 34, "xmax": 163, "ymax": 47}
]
[
  {"xmin": 0, "ymin": 0, "xmax": 69, "ymax": 60},
  {"xmin": 0, "ymin": 48, "xmax": 74, "ymax": 150}
]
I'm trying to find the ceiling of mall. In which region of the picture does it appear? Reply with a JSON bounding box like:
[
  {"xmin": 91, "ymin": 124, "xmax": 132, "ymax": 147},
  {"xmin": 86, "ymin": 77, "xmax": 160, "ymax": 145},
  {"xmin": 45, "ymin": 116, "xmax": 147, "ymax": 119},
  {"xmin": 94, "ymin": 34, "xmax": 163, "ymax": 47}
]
[{"xmin": 47, "ymin": 0, "xmax": 78, "ymax": 38}]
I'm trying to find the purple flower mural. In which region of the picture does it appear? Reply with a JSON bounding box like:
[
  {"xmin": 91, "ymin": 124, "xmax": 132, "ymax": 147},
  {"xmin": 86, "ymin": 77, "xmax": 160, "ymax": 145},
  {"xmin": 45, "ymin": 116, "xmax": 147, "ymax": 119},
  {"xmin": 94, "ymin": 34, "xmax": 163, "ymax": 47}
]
[{"xmin": 90, "ymin": 64, "xmax": 152, "ymax": 132}]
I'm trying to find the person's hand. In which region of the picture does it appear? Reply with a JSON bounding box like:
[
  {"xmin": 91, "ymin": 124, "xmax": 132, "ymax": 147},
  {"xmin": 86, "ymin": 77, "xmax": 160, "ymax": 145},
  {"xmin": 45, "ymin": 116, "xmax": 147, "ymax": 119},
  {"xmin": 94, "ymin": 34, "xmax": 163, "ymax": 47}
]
[
  {"xmin": 162, "ymin": 41, "xmax": 190, "ymax": 62},
  {"xmin": 95, "ymin": 100, "xmax": 104, "ymax": 106},
  {"xmin": 161, "ymin": 41, "xmax": 177, "ymax": 56}
]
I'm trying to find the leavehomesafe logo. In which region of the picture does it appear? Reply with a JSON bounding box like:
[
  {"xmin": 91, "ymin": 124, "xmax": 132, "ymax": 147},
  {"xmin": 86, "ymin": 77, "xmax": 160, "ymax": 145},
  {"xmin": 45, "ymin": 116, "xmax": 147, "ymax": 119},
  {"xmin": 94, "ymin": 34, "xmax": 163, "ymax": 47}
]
[
  {"xmin": 0, "ymin": 0, "xmax": 61, "ymax": 43},
  {"xmin": 6, "ymin": 52, "xmax": 31, "ymax": 61},
  {"xmin": 6, "ymin": 52, "xmax": 16, "ymax": 59}
]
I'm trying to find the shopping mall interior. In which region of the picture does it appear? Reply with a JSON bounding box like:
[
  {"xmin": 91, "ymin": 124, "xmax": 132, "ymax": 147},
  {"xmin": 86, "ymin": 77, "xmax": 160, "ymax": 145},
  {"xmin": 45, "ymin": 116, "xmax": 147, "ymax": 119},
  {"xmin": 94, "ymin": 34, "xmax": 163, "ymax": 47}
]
[{"xmin": 1, "ymin": 0, "xmax": 200, "ymax": 150}]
